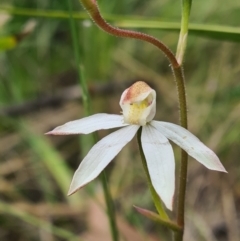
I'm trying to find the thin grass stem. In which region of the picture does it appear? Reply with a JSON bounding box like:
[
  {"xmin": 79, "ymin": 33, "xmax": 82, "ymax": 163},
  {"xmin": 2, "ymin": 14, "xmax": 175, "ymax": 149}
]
[
  {"xmin": 176, "ymin": 0, "xmax": 192, "ymax": 64},
  {"xmin": 100, "ymin": 172, "xmax": 119, "ymax": 241}
]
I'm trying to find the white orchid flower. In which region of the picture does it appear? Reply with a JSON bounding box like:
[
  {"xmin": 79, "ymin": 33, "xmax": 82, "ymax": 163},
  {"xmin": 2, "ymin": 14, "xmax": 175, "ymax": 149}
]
[{"xmin": 47, "ymin": 81, "xmax": 226, "ymax": 210}]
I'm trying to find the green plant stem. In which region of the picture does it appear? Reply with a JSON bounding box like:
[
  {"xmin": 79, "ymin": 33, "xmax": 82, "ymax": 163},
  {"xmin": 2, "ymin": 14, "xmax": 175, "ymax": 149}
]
[
  {"xmin": 67, "ymin": 1, "xmax": 119, "ymax": 241},
  {"xmin": 168, "ymin": 66, "xmax": 188, "ymax": 241},
  {"xmin": 100, "ymin": 172, "xmax": 119, "ymax": 241},
  {"xmin": 137, "ymin": 128, "xmax": 169, "ymax": 220},
  {"xmin": 67, "ymin": 0, "xmax": 90, "ymax": 114},
  {"xmin": 173, "ymin": 67, "xmax": 188, "ymax": 128},
  {"xmin": 174, "ymin": 1, "xmax": 192, "ymax": 240},
  {"xmin": 171, "ymin": 66, "xmax": 188, "ymax": 241},
  {"xmin": 176, "ymin": 0, "xmax": 192, "ymax": 64}
]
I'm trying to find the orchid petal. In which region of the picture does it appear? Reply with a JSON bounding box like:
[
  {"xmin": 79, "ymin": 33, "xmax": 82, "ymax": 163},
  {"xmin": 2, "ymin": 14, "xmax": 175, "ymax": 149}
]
[
  {"xmin": 151, "ymin": 121, "xmax": 227, "ymax": 172},
  {"xmin": 46, "ymin": 114, "xmax": 128, "ymax": 135},
  {"xmin": 68, "ymin": 125, "xmax": 139, "ymax": 195},
  {"xmin": 141, "ymin": 125, "xmax": 175, "ymax": 210}
]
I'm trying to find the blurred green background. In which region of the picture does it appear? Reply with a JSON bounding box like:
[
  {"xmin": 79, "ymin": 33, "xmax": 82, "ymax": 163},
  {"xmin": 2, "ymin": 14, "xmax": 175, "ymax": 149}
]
[{"xmin": 0, "ymin": 0, "xmax": 239, "ymax": 240}]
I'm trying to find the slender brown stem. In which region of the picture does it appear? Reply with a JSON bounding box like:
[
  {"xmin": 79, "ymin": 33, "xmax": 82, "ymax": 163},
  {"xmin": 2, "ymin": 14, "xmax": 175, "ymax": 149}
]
[
  {"xmin": 172, "ymin": 47, "xmax": 188, "ymax": 241},
  {"xmin": 174, "ymin": 1, "xmax": 192, "ymax": 238},
  {"xmin": 172, "ymin": 66, "xmax": 188, "ymax": 128},
  {"xmin": 80, "ymin": 0, "xmax": 179, "ymax": 68}
]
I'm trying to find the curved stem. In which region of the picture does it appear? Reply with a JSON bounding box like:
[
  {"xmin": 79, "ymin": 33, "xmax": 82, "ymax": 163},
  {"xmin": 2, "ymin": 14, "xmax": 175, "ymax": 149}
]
[{"xmin": 80, "ymin": 0, "xmax": 179, "ymax": 68}]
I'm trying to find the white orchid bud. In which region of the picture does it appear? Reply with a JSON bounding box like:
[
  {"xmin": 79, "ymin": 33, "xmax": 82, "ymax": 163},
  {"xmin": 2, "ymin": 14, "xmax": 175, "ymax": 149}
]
[{"xmin": 120, "ymin": 81, "xmax": 156, "ymax": 126}]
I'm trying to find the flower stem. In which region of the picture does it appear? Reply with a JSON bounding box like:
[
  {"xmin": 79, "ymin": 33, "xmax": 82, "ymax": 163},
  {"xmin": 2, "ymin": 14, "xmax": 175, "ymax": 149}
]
[
  {"xmin": 174, "ymin": 1, "xmax": 192, "ymax": 240},
  {"xmin": 137, "ymin": 128, "xmax": 169, "ymax": 221},
  {"xmin": 67, "ymin": 1, "xmax": 119, "ymax": 241},
  {"xmin": 79, "ymin": 0, "xmax": 179, "ymax": 68}
]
